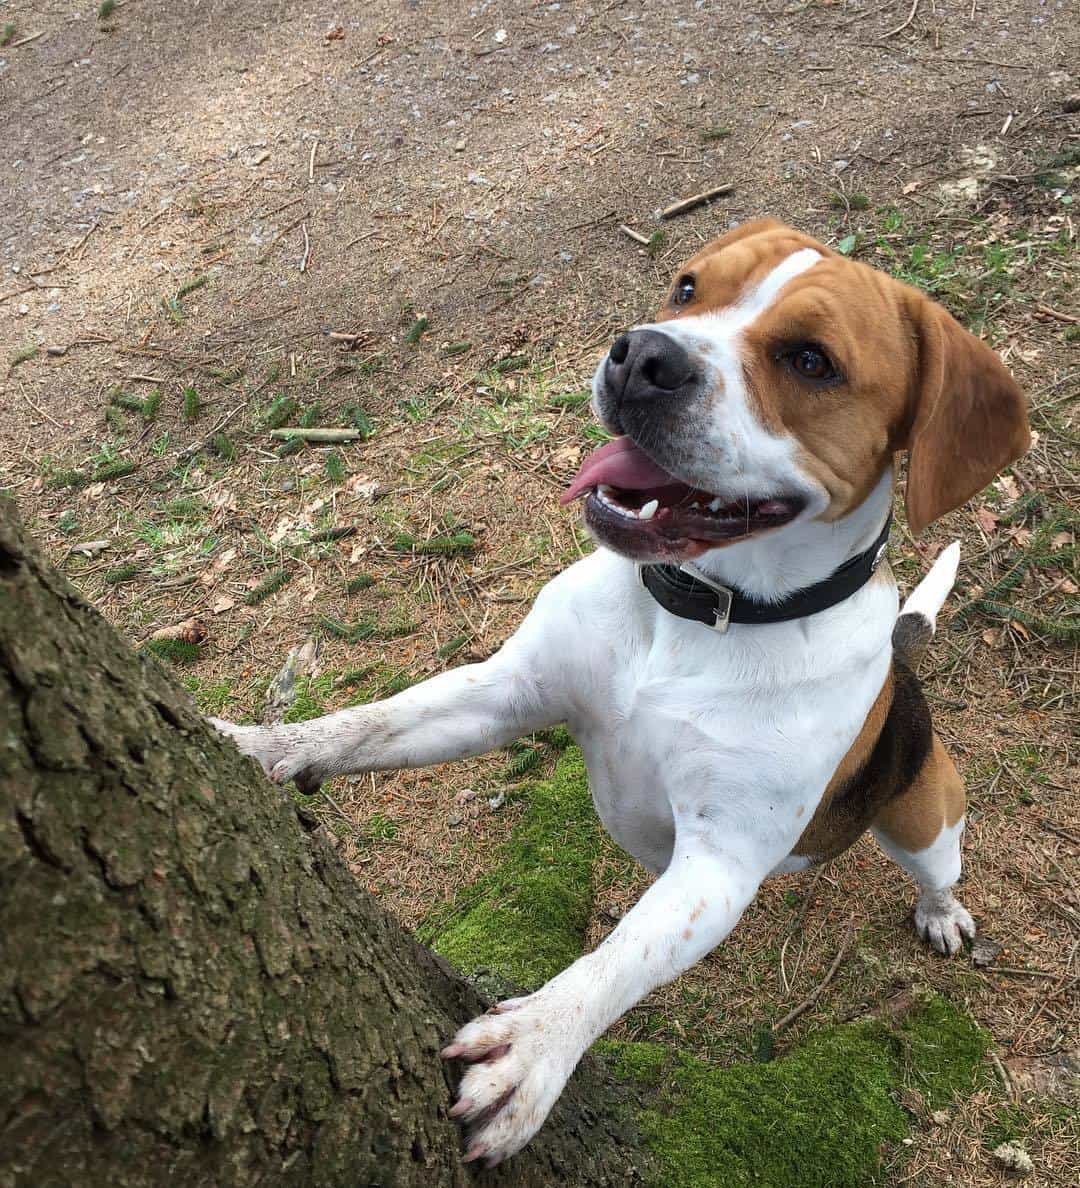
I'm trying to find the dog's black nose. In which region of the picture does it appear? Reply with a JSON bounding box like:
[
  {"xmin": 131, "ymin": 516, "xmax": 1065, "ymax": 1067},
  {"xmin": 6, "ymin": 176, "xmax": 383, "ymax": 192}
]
[{"xmin": 604, "ymin": 329, "xmax": 695, "ymax": 405}]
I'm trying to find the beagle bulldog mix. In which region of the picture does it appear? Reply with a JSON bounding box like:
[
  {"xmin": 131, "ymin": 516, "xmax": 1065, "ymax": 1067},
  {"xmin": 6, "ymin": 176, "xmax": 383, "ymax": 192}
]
[{"xmin": 213, "ymin": 219, "xmax": 1029, "ymax": 1166}]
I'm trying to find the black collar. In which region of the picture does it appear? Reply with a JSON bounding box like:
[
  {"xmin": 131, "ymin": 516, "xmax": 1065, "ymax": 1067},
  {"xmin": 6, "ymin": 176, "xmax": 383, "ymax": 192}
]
[{"xmin": 640, "ymin": 515, "xmax": 891, "ymax": 633}]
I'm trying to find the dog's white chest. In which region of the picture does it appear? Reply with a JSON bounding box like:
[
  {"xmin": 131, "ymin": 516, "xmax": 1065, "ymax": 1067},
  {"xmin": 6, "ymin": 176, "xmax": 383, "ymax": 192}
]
[{"xmin": 554, "ymin": 551, "xmax": 896, "ymax": 875}]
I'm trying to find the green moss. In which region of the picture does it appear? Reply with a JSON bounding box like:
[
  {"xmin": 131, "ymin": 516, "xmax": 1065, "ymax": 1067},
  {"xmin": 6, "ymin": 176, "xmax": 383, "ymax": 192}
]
[
  {"xmin": 419, "ymin": 747, "xmax": 600, "ymax": 989},
  {"xmin": 897, "ymin": 992, "xmax": 989, "ymax": 1108},
  {"xmin": 603, "ymin": 996, "xmax": 988, "ymax": 1188}
]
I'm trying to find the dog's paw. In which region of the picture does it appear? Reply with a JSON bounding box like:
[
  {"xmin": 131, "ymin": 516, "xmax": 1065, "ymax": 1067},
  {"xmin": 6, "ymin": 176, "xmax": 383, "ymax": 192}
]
[
  {"xmin": 441, "ymin": 992, "xmax": 583, "ymax": 1167},
  {"xmin": 208, "ymin": 719, "xmax": 326, "ymax": 793},
  {"xmin": 915, "ymin": 889, "xmax": 976, "ymax": 956}
]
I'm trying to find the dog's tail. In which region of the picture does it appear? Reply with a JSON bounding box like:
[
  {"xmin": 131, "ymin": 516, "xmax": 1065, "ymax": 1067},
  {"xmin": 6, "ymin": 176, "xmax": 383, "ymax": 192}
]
[{"xmin": 892, "ymin": 541, "xmax": 961, "ymax": 666}]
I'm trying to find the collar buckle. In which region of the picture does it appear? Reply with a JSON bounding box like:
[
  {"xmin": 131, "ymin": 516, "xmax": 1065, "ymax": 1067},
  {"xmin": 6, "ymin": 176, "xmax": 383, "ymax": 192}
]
[{"xmin": 678, "ymin": 562, "xmax": 733, "ymax": 633}]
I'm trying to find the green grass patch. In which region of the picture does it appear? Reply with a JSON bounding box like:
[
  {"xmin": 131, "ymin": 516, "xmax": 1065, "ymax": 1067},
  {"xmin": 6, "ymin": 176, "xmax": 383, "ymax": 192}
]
[
  {"xmin": 98, "ymin": 0, "xmax": 116, "ymax": 19},
  {"xmin": 701, "ymin": 126, "xmax": 732, "ymax": 141},
  {"xmin": 603, "ymin": 995, "xmax": 988, "ymax": 1188},
  {"xmin": 1, "ymin": 22, "xmax": 16, "ymax": 46},
  {"xmin": 419, "ymin": 747, "xmax": 601, "ymax": 989},
  {"xmin": 324, "ymin": 451, "xmax": 346, "ymax": 483},
  {"xmin": 10, "ymin": 343, "xmax": 37, "ymax": 367}
]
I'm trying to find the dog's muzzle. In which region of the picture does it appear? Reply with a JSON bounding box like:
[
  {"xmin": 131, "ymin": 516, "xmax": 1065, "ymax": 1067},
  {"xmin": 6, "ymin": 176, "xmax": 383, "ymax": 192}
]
[{"xmin": 603, "ymin": 330, "xmax": 698, "ymax": 413}]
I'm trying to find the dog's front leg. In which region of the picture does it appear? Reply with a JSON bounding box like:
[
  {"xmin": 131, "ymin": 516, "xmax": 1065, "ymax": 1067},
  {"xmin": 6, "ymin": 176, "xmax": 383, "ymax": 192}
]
[
  {"xmin": 212, "ymin": 636, "xmax": 563, "ymax": 792},
  {"xmin": 441, "ymin": 847, "xmax": 761, "ymax": 1166}
]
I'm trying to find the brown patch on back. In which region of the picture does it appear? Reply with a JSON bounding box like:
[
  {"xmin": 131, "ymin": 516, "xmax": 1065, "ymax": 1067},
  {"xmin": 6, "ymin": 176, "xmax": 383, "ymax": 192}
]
[
  {"xmin": 793, "ymin": 670, "xmax": 893, "ymax": 858},
  {"xmin": 873, "ymin": 732, "xmax": 965, "ymax": 852}
]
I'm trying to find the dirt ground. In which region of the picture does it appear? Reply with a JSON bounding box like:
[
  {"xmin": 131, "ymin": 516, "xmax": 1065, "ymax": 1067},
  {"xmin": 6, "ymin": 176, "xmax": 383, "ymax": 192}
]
[{"xmin": 2, "ymin": 1, "xmax": 1077, "ymax": 1183}]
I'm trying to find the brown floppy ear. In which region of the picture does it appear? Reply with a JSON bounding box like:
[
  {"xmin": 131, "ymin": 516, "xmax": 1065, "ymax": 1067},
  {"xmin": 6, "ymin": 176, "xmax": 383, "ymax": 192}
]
[{"xmin": 901, "ymin": 296, "xmax": 1030, "ymax": 535}]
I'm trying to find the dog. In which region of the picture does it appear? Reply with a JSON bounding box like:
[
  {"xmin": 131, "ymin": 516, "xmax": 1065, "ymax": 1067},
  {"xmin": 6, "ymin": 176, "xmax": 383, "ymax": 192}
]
[{"xmin": 212, "ymin": 218, "xmax": 1029, "ymax": 1166}]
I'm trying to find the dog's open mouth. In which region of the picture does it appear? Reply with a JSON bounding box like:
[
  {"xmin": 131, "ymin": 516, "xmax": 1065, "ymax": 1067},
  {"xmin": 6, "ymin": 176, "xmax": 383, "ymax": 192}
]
[{"xmin": 560, "ymin": 436, "xmax": 804, "ymax": 558}]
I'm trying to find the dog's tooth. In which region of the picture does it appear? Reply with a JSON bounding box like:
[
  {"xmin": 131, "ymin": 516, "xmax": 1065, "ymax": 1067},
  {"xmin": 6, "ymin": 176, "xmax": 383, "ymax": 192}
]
[{"xmin": 639, "ymin": 499, "xmax": 659, "ymax": 521}]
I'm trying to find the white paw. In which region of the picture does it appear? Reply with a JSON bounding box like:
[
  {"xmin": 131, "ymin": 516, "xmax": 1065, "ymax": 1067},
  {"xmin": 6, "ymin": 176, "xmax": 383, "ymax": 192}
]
[
  {"xmin": 208, "ymin": 718, "xmax": 327, "ymax": 792},
  {"xmin": 441, "ymin": 991, "xmax": 583, "ymax": 1167},
  {"xmin": 915, "ymin": 889, "xmax": 976, "ymax": 957}
]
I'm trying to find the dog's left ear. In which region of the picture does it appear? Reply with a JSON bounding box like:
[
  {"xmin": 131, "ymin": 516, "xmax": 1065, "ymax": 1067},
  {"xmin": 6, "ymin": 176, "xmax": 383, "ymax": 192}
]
[{"xmin": 901, "ymin": 295, "xmax": 1029, "ymax": 535}]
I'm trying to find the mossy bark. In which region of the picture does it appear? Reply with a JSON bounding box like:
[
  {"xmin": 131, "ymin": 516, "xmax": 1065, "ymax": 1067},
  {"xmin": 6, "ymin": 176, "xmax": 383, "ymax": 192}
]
[{"xmin": 0, "ymin": 498, "xmax": 647, "ymax": 1187}]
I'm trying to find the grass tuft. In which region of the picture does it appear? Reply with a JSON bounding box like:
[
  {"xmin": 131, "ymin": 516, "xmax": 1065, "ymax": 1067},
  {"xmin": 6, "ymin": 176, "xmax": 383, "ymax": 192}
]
[
  {"xmin": 98, "ymin": 0, "xmax": 116, "ymax": 19},
  {"xmin": 325, "ymin": 451, "xmax": 346, "ymax": 483},
  {"xmin": 10, "ymin": 344, "xmax": 37, "ymax": 367}
]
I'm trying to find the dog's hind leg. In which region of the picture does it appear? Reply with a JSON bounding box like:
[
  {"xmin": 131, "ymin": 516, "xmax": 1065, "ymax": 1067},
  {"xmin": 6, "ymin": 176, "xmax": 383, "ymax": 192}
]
[{"xmin": 871, "ymin": 733, "xmax": 975, "ymax": 956}]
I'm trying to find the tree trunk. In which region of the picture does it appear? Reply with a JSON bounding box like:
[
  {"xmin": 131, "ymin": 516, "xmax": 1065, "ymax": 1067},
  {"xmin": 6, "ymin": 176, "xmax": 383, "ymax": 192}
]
[{"xmin": 0, "ymin": 497, "xmax": 647, "ymax": 1187}]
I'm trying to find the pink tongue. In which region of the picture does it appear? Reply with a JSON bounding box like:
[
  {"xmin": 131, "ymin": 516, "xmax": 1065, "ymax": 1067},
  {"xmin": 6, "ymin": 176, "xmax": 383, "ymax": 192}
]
[{"xmin": 560, "ymin": 436, "xmax": 679, "ymax": 505}]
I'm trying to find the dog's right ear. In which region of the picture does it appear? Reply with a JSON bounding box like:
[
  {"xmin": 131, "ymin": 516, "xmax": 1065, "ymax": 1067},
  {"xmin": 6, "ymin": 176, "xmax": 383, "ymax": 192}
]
[{"xmin": 900, "ymin": 294, "xmax": 1029, "ymax": 536}]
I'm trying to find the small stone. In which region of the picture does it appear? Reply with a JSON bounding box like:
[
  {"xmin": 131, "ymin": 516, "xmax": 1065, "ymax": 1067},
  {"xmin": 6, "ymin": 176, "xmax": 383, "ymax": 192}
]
[
  {"xmin": 931, "ymin": 1109, "xmax": 951, "ymax": 1126},
  {"xmin": 447, "ymin": 813, "xmax": 464, "ymax": 827},
  {"xmin": 46, "ymin": 345, "xmax": 68, "ymax": 357},
  {"xmin": 487, "ymin": 791, "xmax": 506, "ymax": 810},
  {"xmin": 493, "ymin": 28, "xmax": 507, "ymax": 44},
  {"xmin": 454, "ymin": 137, "xmax": 466, "ymax": 151},
  {"xmin": 17, "ymin": 303, "xmax": 29, "ymax": 316},
  {"xmin": 992, "ymin": 1142, "xmax": 1033, "ymax": 1176},
  {"xmin": 1061, "ymin": 93, "xmax": 1080, "ymax": 113}
]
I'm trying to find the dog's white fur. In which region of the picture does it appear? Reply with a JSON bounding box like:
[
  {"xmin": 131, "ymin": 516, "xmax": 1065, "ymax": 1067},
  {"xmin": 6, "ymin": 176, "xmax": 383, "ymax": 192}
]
[{"xmin": 213, "ymin": 250, "xmax": 970, "ymax": 1165}]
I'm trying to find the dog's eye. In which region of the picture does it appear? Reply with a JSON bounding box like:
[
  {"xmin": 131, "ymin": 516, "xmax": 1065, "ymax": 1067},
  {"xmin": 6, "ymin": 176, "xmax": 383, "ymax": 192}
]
[
  {"xmin": 786, "ymin": 345, "xmax": 839, "ymax": 383},
  {"xmin": 672, "ymin": 275, "xmax": 696, "ymax": 306}
]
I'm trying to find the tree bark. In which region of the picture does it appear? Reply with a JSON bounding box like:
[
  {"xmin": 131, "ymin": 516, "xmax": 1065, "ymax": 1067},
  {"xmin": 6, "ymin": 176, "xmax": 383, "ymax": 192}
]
[{"xmin": 0, "ymin": 498, "xmax": 647, "ymax": 1187}]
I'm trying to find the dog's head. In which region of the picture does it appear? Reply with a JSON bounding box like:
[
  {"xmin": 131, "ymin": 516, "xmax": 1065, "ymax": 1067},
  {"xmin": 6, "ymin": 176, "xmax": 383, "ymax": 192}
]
[{"xmin": 564, "ymin": 218, "xmax": 1029, "ymax": 564}]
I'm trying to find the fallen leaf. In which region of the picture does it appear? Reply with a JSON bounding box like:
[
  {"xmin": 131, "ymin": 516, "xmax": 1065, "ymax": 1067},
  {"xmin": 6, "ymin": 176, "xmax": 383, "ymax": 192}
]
[
  {"xmin": 1006, "ymin": 526, "xmax": 1033, "ymax": 547},
  {"xmin": 325, "ymin": 24, "xmax": 345, "ymax": 40},
  {"xmin": 997, "ymin": 474, "xmax": 1020, "ymax": 504},
  {"xmin": 211, "ymin": 596, "xmax": 236, "ymax": 614},
  {"xmin": 974, "ymin": 506, "xmax": 1000, "ymax": 534},
  {"xmin": 982, "ymin": 628, "xmax": 1001, "ymax": 647},
  {"xmin": 1050, "ymin": 531, "xmax": 1073, "ymax": 550},
  {"xmin": 902, "ymin": 180, "xmax": 922, "ymax": 195},
  {"xmin": 1010, "ymin": 619, "xmax": 1030, "ymax": 640}
]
